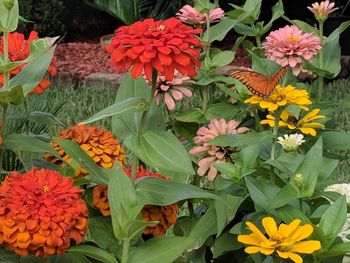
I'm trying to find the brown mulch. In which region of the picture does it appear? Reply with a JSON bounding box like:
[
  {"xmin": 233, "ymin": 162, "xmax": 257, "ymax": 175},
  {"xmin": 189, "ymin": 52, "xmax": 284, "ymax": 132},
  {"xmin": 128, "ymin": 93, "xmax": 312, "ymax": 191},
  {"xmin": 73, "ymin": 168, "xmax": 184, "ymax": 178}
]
[
  {"xmin": 55, "ymin": 42, "xmax": 115, "ymax": 81},
  {"xmin": 55, "ymin": 42, "xmax": 250, "ymax": 83}
]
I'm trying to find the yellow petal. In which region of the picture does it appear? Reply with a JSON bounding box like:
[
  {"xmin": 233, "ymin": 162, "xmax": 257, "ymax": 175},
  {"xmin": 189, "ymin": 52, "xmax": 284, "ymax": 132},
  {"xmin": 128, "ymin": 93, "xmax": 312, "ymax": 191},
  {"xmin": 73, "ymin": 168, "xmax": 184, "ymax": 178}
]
[
  {"xmin": 244, "ymin": 246, "xmax": 261, "ymax": 254},
  {"xmin": 277, "ymin": 250, "xmax": 303, "ymax": 263},
  {"xmin": 299, "ymin": 127, "xmax": 317, "ymax": 136},
  {"xmin": 290, "ymin": 224, "xmax": 314, "ymax": 242},
  {"xmin": 238, "ymin": 234, "xmax": 264, "ymax": 246},
  {"xmin": 246, "ymin": 222, "xmax": 270, "ymax": 243},
  {"xmin": 260, "ymin": 119, "xmax": 275, "ymax": 127},
  {"xmin": 283, "ymin": 219, "xmax": 301, "ymax": 238},
  {"xmin": 289, "ymin": 240, "xmax": 321, "ymax": 254},
  {"xmin": 262, "ymin": 217, "xmax": 278, "ymax": 237}
]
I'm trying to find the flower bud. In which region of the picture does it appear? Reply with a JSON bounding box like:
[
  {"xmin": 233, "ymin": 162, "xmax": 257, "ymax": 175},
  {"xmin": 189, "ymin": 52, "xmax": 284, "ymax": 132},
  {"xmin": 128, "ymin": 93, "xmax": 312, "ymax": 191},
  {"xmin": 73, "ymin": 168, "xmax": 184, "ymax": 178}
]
[
  {"xmin": 293, "ymin": 173, "xmax": 305, "ymax": 189},
  {"xmin": 2, "ymin": 0, "xmax": 14, "ymax": 10}
]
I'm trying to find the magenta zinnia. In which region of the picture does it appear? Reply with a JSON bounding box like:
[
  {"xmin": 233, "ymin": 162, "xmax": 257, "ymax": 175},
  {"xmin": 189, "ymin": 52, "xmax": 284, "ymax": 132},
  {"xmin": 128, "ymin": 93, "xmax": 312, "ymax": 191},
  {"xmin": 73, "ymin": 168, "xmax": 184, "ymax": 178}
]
[
  {"xmin": 0, "ymin": 168, "xmax": 88, "ymax": 256},
  {"xmin": 107, "ymin": 18, "xmax": 202, "ymax": 81},
  {"xmin": 190, "ymin": 119, "xmax": 249, "ymax": 181},
  {"xmin": 263, "ymin": 25, "xmax": 322, "ymax": 76}
]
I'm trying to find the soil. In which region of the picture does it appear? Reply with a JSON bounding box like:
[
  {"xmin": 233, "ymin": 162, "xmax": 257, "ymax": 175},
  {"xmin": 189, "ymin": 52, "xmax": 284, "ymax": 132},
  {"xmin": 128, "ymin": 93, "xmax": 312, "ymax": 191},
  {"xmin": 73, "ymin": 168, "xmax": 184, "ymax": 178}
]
[{"xmin": 55, "ymin": 42, "xmax": 250, "ymax": 84}]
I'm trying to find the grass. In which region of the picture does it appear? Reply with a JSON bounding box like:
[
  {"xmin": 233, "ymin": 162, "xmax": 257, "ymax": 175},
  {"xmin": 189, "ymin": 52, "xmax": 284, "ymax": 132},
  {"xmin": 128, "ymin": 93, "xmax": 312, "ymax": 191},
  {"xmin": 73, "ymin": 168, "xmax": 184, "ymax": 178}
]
[{"xmin": 6, "ymin": 77, "xmax": 350, "ymax": 181}]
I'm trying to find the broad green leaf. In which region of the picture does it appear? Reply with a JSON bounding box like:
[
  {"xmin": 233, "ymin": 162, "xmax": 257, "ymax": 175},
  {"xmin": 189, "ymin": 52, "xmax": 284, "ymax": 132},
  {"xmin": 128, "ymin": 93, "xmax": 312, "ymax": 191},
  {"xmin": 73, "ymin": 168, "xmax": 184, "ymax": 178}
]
[
  {"xmin": 266, "ymin": 152, "xmax": 304, "ymax": 175},
  {"xmin": 135, "ymin": 177, "xmax": 224, "ymax": 206},
  {"xmin": 128, "ymin": 236, "xmax": 193, "ymax": 263},
  {"xmin": 108, "ymin": 165, "xmax": 142, "ymax": 240},
  {"xmin": 287, "ymin": 19, "xmax": 318, "ymax": 34},
  {"xmin": 261, "ymin": 0, "xmax": 284, "ymax": 35},
  {"xmin": 277, "ymin": 205, "xmax": 311, "ymax": 223},
  {"xmin": 212, "ymin": 232, "xmax": 242, "ymax": 258},
  {"xmin": 9, "ymin": 47, "xmax": 56, "ymax": 96},
  {"xmin": 196, "ymin": 74, "xmax": 235, "ymax": 86},
  {"xmin": 319, "ymin": 196, "xmax": 347, "ymax": 249},
  {"xmin": 211, "ymin": 51, "xmax": 235, "ymax": 67},
  {"xmin": 268, "ymin": 184, "xmax": 300, "ymax": 209},
  {"xmin": 56, "ymin": 138, "xmax": 109, "ymax": 185},
  {"xmin": 297, "ymin": 137, "xmax": 323, "ymax": 197},
  {"xmin": 210, "ymin": 131, "xmax": 273, "ymax": 148},
  {"xmin": 124, "ymin": 130, "xmax": 195, "ymax": 174},
  {"xmin": 249, "ymin": 50, "xmax": 281, "ymax": 76},
  {"xmin": 205, "ymin": 102, "xmax": 240, "ymax": 120},
  {"xmin": 68, "ymin": 245, "xmax": 118, "ymax": 263},
  {"xmin": 112, "ymin": 73, "xmax": 165, "ymax": 140},
  {"xmin": 174, "ymin": 108, "xmax": 206, "ymax": 123},
  {"xmin": 206, "ymin": 17, "xmax": 237, "ymax": 42},
  {"xmin": 123, "ymin": 219, "xmax": 156, "ymax": 240},
  {"xmin": 321, "ymin": 131, "xmax": 350, "ymax": 150},
  {"xmin": 82, "ymin": 97, "xmax": 147, "ymax": 124},
  {"xmin": 322, "ymin": 242, "xmax": 350, "ymax": 257},
  {"xmin": 245, "ymin": 176, "xmax": 280, "ymax": 209},
  {"xmin": 0, "ymin": 0, "xmax": 19, "ymax": 32},
  {"xmin": 0, "ymin": 85, "xmax": 25, "ymax": 105},
  {"xmin": 29, "ymin": 111, "xmax": 65, "ymax": 127}
]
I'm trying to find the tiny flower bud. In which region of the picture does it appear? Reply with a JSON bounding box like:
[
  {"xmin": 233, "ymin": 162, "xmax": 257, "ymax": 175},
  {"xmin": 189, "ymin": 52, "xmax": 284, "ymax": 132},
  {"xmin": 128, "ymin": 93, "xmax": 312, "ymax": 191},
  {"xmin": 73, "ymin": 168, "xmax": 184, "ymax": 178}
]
[
  {"xmin": 293, "ymin": 173, "xmax": 305, "ymax": 189},
  {"xmin": 2, "ymin": 0, "xmax": 14, "ymax": 10}
]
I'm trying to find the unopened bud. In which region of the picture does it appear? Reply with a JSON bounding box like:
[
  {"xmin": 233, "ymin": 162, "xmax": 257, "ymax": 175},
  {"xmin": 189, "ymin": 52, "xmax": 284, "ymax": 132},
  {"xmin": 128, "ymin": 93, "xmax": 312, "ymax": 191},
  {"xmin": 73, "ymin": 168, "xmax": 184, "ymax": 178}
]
[
  {"xmin": 2, "ymin": 0, "xmax": 14, "ymax": 10},
  {"xmin": 293, "ymin": 173, "xmax": 304, "ymax": 189}
]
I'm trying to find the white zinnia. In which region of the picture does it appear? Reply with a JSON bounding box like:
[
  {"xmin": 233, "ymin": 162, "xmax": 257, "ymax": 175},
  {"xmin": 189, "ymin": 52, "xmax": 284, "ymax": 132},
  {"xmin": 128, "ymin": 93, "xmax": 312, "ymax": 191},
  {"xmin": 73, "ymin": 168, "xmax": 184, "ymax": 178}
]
[
  {"xmin": 324, "ymin": 183, "xmax": 350, "ymax": 204},
  {"xmin": 277, "ymin": 133, "xmax": 305, "ymax": 151}
]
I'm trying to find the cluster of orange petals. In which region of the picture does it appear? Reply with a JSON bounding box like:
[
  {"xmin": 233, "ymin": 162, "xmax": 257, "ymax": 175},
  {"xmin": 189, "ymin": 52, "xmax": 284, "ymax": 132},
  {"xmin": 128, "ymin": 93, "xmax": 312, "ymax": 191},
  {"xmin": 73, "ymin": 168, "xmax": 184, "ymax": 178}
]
[
  {"xmin": 107, "ymin": 17, "xmax": 202, "ymax": 81},
  {"xmin": 92, "ymin": 166, "xmax": 178, "ymax": 236},
  {"xmin": 0, "ymin": 31, "xmax": 57, "ymax": 95},
  {"xmin": 0, "ymin": 168, "xmax": 88, "ymax": 256},
  {"xmin": 45, "ymin": 125, "xmax": 126, "ymax": 177}
]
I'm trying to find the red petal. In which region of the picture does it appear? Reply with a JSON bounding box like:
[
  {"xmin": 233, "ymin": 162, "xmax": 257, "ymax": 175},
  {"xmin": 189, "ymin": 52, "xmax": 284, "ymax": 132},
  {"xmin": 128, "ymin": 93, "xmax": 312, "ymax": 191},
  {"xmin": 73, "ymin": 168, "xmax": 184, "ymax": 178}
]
[
  {"xmin": 143, "ymin": 49, "xmax": 157, "ymax": 59},
  {"xmin": 144, "ymin": 63, "xmax": 153, "ymax": 80},
  {"xmin": 173, "ymin": 54, "xmax": 190, "ymax": 65},
  {"xmin": 151, "ymin": 58, "xmax": 164, "ymax": 73},
  {"xmin": 157, "ymin": 46, "xmax": 171, "ymax": 55},
  {"xmin": 158, "ymin": 53, "xmax": 172, "ymax": 65},
  {"xmin": 163, "ymin": 64, "xmax": 175, "ymax": 81},
  {"xmin": 130, "ymin": 61, "xmax": 144, "ymax": 79},
  {"xmin": 167, "ymin": 38, "xmax": 182, "ymax": 45}
]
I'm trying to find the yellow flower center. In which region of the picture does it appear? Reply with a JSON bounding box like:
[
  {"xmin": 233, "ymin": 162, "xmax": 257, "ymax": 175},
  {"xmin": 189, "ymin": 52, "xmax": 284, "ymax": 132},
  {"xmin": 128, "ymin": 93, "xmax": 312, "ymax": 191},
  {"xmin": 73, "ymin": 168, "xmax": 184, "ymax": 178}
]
[
  {"xmin": 42, "ymin": 185, "xmax": 50, "ymax": 193},
  {"xmin": 286, "ymin": 36, "xmax": 300, "ymax": 43},
  {"xmin": 287, "ymin": 115, "xmax": 298, "ymax": 126},
  {"xmin": 148, "ymin": 24, "xmax": 165, "ymax": 32}
]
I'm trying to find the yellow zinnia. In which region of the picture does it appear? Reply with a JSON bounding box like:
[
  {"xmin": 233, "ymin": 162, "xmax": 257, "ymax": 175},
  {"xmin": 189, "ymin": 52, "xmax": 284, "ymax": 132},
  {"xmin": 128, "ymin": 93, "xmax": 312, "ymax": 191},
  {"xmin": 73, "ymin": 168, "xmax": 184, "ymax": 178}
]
[
  {"xmin": 261, "ymin": 109, "xmax": 325, "ymax": 136},
  {"xmin": 244, "ymin": 85, "xmax": 312, "ymax": 112},
  {"xmin": 238, "ymin": 217, "xmax": 321, "ymax": 263}
]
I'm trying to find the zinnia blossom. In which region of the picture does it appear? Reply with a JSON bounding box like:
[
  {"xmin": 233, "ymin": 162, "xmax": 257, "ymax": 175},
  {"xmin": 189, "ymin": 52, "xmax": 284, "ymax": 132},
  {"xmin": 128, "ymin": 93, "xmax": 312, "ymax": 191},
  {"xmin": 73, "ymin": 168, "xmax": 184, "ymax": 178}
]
[
  {"xmin": 244, "ymin": 85, "xmax": 312, "ymax": 112},
  {"xmin": 153, "ymin": 70, "xmax": 193, "ymax": 110},
  {"xmin": 92, "ymin": 166, "xmax": 178, "ymax": 237},
  {"xmin": 261, "ymin": 109, "xmax": 325, "ymax": 136},
  {"xmin": 44, "ymin": 125, "xmax": 126, "ymax": 177},
  {"xmin": 277, "ymin": 133, "xmax": 305, "ymax": 151},
  {"xmin": 238, "ymin": 217, "xmax": 321, "ymax": 263},
  {"xmin": 324, "ymin": 183, "xmax": 350, "ymax": 203},
  {"xmin": 0, "ymin": 31, "xmax": 57, "ymax": 95},
  {"xmin": 308, "ymin": 1, "xmax": 338, "ymax": 22},
  {"xmin": 190, "ymin": 119, "xmax": 249, "ymax": 181},
  {"xmin": 176, "ymin": 5, "xmax": 224, "ymax": 25},
  {"xmin": 263, "ymin": 25, "xmax": 322, "ymax": 76},
  {"xmin": 0, "ymin": 168, "xmax": 88, "ymax": 256},
  {"xmin": 107, "ymin": 18, "xmax": 202, "ymax": 81}
]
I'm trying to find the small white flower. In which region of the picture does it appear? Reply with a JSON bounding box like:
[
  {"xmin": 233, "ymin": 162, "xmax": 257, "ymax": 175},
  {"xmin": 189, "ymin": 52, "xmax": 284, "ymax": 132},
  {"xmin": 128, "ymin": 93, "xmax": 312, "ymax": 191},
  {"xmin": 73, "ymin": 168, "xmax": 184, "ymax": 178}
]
[
  {"xmin": 277, "ymin": 133, "xmax": 305, "ymax": 151},
  {"xmin": 324, "ymin": 183, "xmax": 350, "ymax": 204}
]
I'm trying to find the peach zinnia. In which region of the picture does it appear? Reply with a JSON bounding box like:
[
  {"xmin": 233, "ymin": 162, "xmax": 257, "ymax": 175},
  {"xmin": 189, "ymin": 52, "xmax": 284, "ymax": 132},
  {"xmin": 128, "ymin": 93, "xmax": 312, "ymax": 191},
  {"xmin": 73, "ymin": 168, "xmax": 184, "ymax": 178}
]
[
  {"xmin": 107, "ymin": 18, "xmax": 202, "ymax": 81},
  {"xmin": 0, "ymin": 168, "xmax": 88, "ymax": 256},
  {"xmin": 92, "ymin": 166, "xmax": 178, "ymax": 237},
  {"xmin": 44, "ymin": 125, "xmax": 126, "ymax": 178},
  {"xmin": 176, "ymin": 5, "xmax": 224, "ymax": 25},
  {"xmin": 0, "ymin": 31, "xmax": 57, "ymax": 95}
]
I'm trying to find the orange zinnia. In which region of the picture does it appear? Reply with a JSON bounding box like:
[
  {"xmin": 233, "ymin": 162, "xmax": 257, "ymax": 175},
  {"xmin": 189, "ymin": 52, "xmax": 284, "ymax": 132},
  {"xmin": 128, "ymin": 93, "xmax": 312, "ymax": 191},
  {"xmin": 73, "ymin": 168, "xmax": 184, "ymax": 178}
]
[
  {"xmin": 45, "ymin": 124, "xmax": 126, "ymax": 178},
  {"xmin": 0, "ymin": 168, "xmax": 88, "ymax": 256},
  {"xmin": 107, "ymin": 18, "xmax": 202, "ymax": 81},
  {"xmin": 92, "ymin": 166, "xmax": 178, "ymax": 237},
  {"xmin": 0, "ymin": 31, "xmax": 57, "ymax": 95}
]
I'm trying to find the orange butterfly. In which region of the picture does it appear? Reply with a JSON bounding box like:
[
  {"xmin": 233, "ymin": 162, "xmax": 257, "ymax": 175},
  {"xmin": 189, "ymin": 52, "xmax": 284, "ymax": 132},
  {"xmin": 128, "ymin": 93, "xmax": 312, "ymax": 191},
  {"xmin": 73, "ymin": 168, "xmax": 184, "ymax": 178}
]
[{"xmin": 228, "ymin": 66, "xmax": 288, "ymax": 98}]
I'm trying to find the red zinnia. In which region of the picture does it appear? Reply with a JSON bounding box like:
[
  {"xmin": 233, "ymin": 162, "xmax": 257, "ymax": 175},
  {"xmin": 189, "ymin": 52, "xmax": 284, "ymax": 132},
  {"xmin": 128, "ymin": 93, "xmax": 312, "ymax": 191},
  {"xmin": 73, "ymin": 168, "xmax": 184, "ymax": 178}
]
[
  {"xmin": 0, "ymin": 31, "xmax": 57, "ymax": 95},
  {"xmin": 0, "ymin": 168, "xmax": 88, "ymax": 256},
  {"xmin": 107, "ymin": 18, "xmax": 202, "ymax": 81}
]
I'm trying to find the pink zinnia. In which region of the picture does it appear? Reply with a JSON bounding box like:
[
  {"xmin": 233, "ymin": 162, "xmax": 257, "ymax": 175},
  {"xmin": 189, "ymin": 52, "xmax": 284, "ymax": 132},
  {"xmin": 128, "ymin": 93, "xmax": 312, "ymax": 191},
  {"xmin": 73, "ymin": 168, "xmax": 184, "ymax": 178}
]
[
  {"xmin": 154, "ymin": 71, "xmax": 193, "ymax": 110},
  {"xmin": 263, "ymin": 25, "xmax": 322, "ymax": 76},
  {"xmin": 176, "ymin": 5, "xmax": 224, "ymax": 25},
  {"xmin": 308, "ymin": 1, "xmax": 338, "ymax": 21},
  {"xmin": 190, "ymin": 119, "xmax": 249, "ymax": 181}
]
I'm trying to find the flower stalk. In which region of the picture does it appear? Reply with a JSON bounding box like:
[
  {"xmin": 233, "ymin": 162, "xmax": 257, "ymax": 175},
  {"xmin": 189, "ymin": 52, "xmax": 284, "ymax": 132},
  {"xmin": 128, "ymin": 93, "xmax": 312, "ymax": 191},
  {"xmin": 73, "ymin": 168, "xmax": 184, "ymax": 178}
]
[
  {"xmin": 270, "ymin": 111, "xmax": 281, "ymax": 161},
  {"xmin": 121, "ymin": 240, "xmax": 130, "ymax": 263},
  {"xmin": 317, "ymin": 21, "xmax": 324, "ymax": 102}
]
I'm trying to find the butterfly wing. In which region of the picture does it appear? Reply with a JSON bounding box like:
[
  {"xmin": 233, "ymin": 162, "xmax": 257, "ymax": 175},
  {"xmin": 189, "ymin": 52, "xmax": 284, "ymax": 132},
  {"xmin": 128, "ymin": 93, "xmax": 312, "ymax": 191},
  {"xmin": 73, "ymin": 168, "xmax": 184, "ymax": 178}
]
[
  {"xmin": 228, "ymin": 69, "xmax": 271, "ymax": 97},
  {"xmin": 268, "ymin": 66, "xmax": 288, "ymax": 88}
]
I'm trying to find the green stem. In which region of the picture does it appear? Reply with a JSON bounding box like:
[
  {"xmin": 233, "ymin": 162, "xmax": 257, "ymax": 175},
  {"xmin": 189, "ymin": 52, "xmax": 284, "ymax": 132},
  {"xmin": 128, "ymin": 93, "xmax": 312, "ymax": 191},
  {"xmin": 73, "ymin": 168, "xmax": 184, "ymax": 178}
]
[
  {"xmin": 253, "ymin": 110, "xmax": 262, "ymax": 131},
  {"xmin": 299, "ymin": 198, "xmax": 303, "ymax": 212},
  {"xmin": 255, "ymin": 36, "xmax": 262, "ymax": 49},
  {"xmin": 138, "ymin": 70, "xmax": 158, "ymax": 135},
  {"xmin": 121, "ymin": 240, "xmax": 130, "ymax": 263},
  {"xmin": 130, "ymin": 156, "xmax": 139, "ymax": 184},
  {"xmin": 3, "ymin": 32, "xmax": 9, "ymax": 90},
  {"xmin": 44, "ymin": 256, "xmax": 51, "ymax": 263},
  {"xmin": 270, "ymin": 112, "xmax": 280, "ymax": 161},
  {"xmin": 317, "ymin": 21, "xmax": 324, "ymax": 102},
  {"xmin": 0, "ymin": 104, "xmax": 8, "ymax": 180},
  {"xmin": 205, "ymin": 12, "xmax": 211, "ymax": 57},
  {"xmin": 202, "ymin": 86, "xmax": 209, "ymax": 112},
  {"xmin": 24, "ymin": 99, "xmax": 30, "ymax": 135}
]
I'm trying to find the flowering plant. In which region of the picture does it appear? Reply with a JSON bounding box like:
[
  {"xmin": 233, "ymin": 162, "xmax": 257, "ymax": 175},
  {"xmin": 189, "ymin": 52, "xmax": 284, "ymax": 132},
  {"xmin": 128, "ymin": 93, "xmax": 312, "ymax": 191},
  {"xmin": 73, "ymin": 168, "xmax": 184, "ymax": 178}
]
[{"xmin": 1, "ymin": 0, "xmax": 350, "ymax": 262}]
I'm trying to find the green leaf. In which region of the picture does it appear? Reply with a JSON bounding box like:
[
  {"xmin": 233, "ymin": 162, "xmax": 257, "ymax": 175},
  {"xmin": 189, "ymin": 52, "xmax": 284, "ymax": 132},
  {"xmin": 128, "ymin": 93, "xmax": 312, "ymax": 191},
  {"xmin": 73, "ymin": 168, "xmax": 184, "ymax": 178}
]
[
  {"xmin": 112, "ymin": 73, "xmax": 165, "ymax": 140},
  {"xmin": 321, "ymin": 131, "xmax": 350, "ymax": 150},
  {"xmin": 28, "ymin": 111, "xmax": 65, "ymax": 127},
  {"xmin": 268, "ymin": 184, "xmax": 300, "ymax": 209},
  {"xmin": 0, "ymin": 0, "xmax": 19, "ymax": 32},
  {"xmin": 9, "ymin": 47, "xmax": 56, "ymax": 96},
  {"xmin": 68, "ymin": 245, "xmax": 118, "ymax": 263},
  {"xmin": 261, "ymin": 0, "xmax": 284, "ymax": 35},
  {"xmin": 205, "ymin": 102, "xmax": 239, "ymax": 120},
  {"xmin": 319, "ymin": 196, "xmax": 347, "ymax": 249},
  {"xmin": 0, "ymin": 85, "xmax": 25, "ymax": 105},
  {"xmin": 211, "ymin": 51, "xmax": 235, "ymax": 67},
  {"xmin": 128, "ymin": 236, "xmax": 193, "ymax": 263},
  {"xmin": 322, "ymin": 242, "xmax": 350, "ymax": 257},
  {"xmin": 206, "ymin": 17, "xmax": 237, "ymax": 42},
  {"xmin": 124, "ymin": 130, "xmax": 194, "ymax": 174},
  {"xmin": 297, "ymin": 137, "xmax": 323, "ymax": 197},
  {"xmin": 174, "ymin": 108, "xmax": 206, "ymax": 123},
  {"xmin": 266, "ymin": 152, "xmax": 303, "ymax": 175},
  {"xmin": 248, "ymin": 50, "xmax": 281, "ymax": 76},
  {"xmin": 210, "ymin": 131, "xmax": 273, "ymax": 148},
  {"xmin": 108, "ymin": 165, "xmax": 142, "ymax": 240},
  {"xmin": 135, "ymin": 177, "xmax": 224, "ymax": 206},
  {"xmin": 277, "ymin": 205, "xmax": 310, "ymax": 223},
  {"xmin": 82, "ymin": 97, "xmax": 147, "ymax": 124}
]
